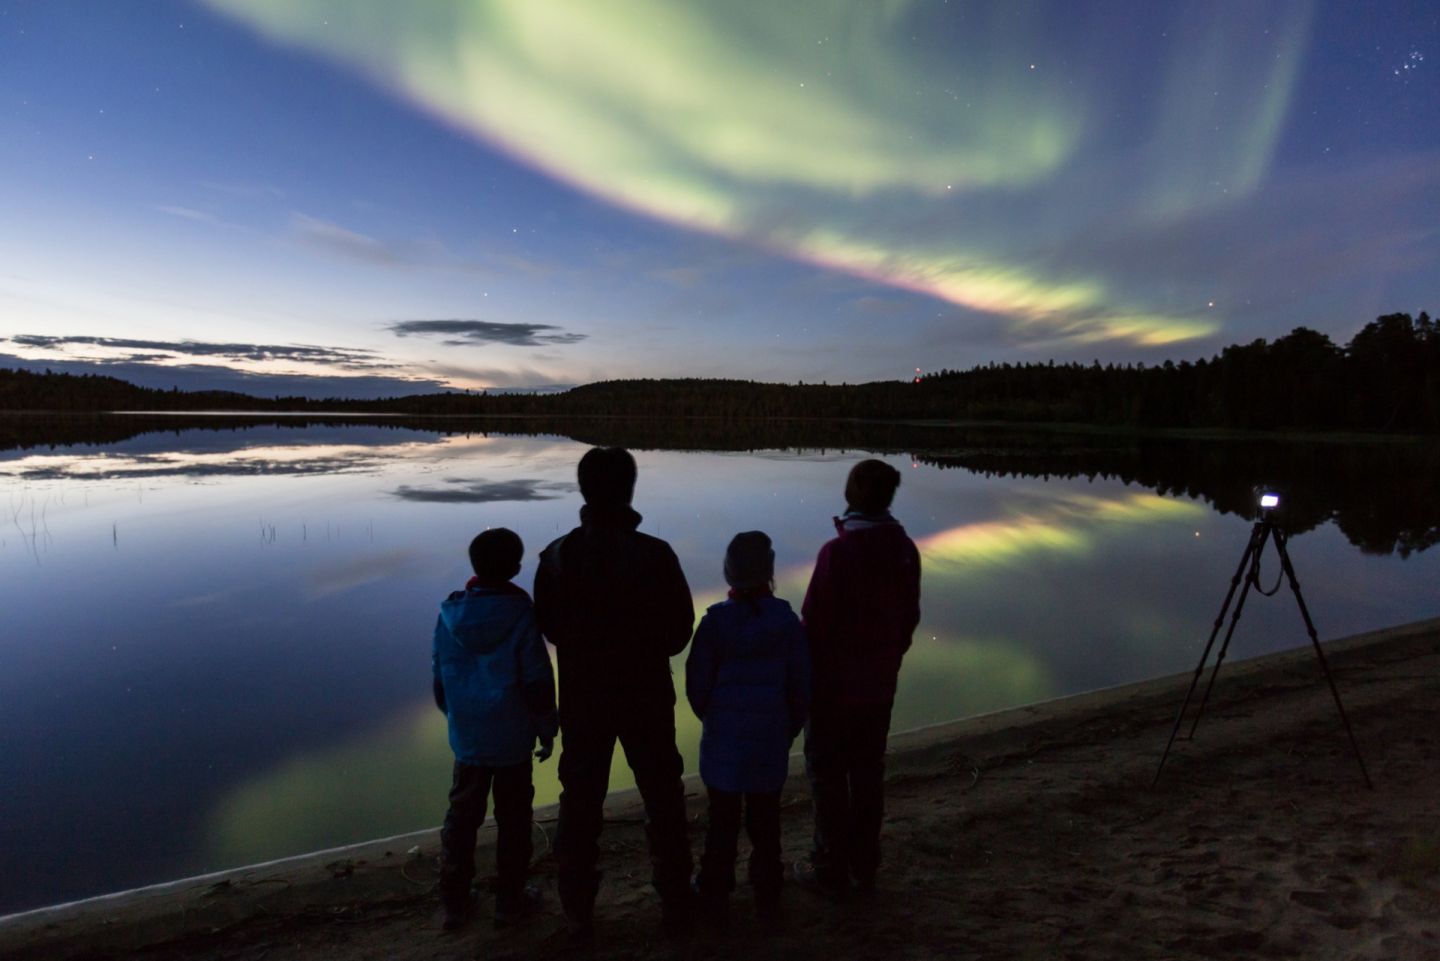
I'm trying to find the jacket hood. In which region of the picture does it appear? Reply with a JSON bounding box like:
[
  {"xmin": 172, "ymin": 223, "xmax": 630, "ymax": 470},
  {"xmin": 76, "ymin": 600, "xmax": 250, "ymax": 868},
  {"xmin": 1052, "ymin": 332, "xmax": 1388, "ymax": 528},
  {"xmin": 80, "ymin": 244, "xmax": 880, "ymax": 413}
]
[
  {"xmin": 833, "ymin": 510, "xmax": 904, "ymax": 536},
  {"xmin": 439, "ymin": 589, "xmax": 532, "ymax": 654},
  {"xmin": 542, "ymin": 505, "xmax": 644, "ymax": 579},
  {"xmin": 716, "ymin": 596, "xmax": 791, "ymax": 658}
]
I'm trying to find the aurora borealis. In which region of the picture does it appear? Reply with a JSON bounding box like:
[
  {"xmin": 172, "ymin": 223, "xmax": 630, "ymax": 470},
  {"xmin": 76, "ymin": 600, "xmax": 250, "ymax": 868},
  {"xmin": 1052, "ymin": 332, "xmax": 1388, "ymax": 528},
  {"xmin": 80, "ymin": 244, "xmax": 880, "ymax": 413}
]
[{"xmin": 1, "ymin": 1, "xmax": 1435, "ymax": 395}]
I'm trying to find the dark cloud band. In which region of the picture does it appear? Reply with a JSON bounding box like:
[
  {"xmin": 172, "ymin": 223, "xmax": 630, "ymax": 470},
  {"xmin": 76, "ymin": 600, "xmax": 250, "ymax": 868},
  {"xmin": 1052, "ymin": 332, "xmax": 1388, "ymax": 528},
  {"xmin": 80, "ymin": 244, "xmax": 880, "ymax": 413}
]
[
  {"xmin": 390, "ymin": 478, "xmax": 575, "ymax": 504},
  {"xmin": 0, "ymin": 353, "xmax": 451, "ymax": 400},
  {"xmin": 7, "ymin": 334, "xmax": 387, "ymax": 369},
  {"xmin": 389, "ymin": 319, "xmax": 586, "ymax": 347}
]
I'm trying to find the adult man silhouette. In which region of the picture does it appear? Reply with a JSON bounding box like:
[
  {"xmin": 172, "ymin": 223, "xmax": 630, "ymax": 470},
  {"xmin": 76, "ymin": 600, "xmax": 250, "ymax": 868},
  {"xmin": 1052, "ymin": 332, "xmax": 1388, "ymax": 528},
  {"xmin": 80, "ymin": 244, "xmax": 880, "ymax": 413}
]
[{"xmin": 535, "ymin": 447, "xmax": 695, "ymax": 938}]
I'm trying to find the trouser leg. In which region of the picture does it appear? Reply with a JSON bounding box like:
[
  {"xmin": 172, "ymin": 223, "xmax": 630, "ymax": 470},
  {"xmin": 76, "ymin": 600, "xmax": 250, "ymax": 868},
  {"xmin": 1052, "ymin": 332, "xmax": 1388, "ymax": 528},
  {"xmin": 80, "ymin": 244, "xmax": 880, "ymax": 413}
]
[
  {"xmin": 619, "ymin": 704, "xmax": 693, "ymax": 905},
  {"xmin": 556, "ymin": 723, "xmax": 616, "ymax": 920},
  {"xmin": 698, "ymin": 787, "xmax": 741, "ymax": 897},
  {"xmin": 491, "ymin": 761, "xmax": 535, "ymax": 900},
  {"xmin": 804, "ymin": 708, "xmax": 852, "ymax": 886},
  {"xmin": 847, "ymin": 703, "xmax": 893, "ymax": 886},
  {"xmin": 440, "ymin": 762, "xmax": 492, "ymax": 911},
  {"xmin": 744, "ymin": 791, "xmax": 783, "ymax": 905}
]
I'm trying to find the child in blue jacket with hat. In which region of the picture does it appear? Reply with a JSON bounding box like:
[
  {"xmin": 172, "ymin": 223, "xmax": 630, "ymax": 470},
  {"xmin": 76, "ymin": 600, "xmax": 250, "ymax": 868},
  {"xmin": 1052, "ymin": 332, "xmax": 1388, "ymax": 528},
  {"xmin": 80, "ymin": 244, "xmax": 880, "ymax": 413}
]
[
  {"xmin": 432, "ymin": 528, "xmax": 558, "ymax": 931},
  {"xmin": 686, "ymin": 531, "xmax": 810, "ymax": 930}
]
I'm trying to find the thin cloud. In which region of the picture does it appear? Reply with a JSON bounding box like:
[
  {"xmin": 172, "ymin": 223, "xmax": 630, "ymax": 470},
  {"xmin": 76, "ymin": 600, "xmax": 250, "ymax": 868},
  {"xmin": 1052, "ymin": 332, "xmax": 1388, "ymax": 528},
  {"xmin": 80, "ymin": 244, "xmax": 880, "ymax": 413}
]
[
  {"xmin": 0, "ymin": 353, "xmax": 450, "ymax": 400},
  {"xmin": 197, "ymin": 180, "xmax": 287, "ymax": 200},
  {"xmin": 286, "ymin": 214, "xmax": 573, "ymax": 278},
  {"xmin": 155, "ymin": 204, "xmax": 252, "ymax": 233},
  {"xmin": 9, "ymin": 454, "xmax": 387, "ymax": 482},
  {"xmin": 290, "ymin": 213, "xmax": 403, "ymax": 265},
  {"xmin": 156, "ymin": 205, "xmax": 222, "ymax": 225},
  {"xmin": 7, "ymin": 334, "xmax": 389, "ymax": 368},
  {"xmin": 421, "ymin": 360, "xmax": 577, "ymax": 393},
  {"xmin": 653, "ymin": 266, "xmax": 705, "ymax": 289},
  {"xmin": 390, "ymin": 319, "xmax": 587, "ymax": 347},
  {"xmin": 390, "ymin": 478, "xmax": 575, "ymax": 504}
]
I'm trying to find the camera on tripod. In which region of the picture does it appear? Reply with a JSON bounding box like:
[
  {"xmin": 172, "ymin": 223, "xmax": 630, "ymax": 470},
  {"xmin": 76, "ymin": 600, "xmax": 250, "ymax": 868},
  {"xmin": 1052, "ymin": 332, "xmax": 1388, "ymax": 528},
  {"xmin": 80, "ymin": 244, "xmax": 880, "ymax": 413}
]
[
  {"xmin": 1254, "ymin": 485, "xmax": 1281, "ymax": 513},
  {"xmin": 1156, "ymin": 480, "xmax": 1372, "ymax": 788}
]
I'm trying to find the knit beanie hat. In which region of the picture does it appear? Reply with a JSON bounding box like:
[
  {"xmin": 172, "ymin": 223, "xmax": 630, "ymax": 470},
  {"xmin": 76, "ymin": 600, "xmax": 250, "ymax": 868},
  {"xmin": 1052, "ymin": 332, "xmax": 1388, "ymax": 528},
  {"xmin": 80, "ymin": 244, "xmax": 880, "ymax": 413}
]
[{"xmin": 723, "ymin": 531, "xmax": 774, "ymax": 591}]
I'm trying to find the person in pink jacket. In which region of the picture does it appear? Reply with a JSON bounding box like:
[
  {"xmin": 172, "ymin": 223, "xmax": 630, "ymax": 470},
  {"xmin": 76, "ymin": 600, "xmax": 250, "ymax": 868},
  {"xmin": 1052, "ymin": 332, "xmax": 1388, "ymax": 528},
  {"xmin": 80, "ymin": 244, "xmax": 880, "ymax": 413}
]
[{"xmin": 793, "ymin": 459, "xmax": 921, "ymax": 898}]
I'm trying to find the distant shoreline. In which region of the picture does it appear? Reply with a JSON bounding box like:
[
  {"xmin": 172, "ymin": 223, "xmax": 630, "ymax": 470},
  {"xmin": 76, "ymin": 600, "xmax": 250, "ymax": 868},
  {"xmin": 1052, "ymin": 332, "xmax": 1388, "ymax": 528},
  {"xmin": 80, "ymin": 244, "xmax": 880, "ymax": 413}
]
[
  {"xmin": 4, "ymin": 408, "xmax": 1435, "ymax": 445},
  {"xmin": 6, "ymin": 312, "xmax": 1440, "ymax": 435}
]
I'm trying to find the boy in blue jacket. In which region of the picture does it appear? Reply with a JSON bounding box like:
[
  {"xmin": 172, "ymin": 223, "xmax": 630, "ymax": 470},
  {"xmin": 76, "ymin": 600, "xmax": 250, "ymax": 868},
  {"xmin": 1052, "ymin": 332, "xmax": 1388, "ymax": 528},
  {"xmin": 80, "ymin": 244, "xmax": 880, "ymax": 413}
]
[
  {"xmin": 686, "ymin": 531, "xmax": 809, "ymax": 931},
  {"xmin": 432, "ymin": 528, "xmax": 558, "ymax": 931}
]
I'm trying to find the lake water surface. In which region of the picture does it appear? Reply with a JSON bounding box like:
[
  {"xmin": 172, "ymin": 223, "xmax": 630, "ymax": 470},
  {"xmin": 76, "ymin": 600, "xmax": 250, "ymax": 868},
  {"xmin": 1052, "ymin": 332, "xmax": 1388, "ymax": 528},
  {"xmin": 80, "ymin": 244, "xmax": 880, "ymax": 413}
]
[{"xmin": 2, "ymin": 415, "xmax": 1437, "ymax": 914}]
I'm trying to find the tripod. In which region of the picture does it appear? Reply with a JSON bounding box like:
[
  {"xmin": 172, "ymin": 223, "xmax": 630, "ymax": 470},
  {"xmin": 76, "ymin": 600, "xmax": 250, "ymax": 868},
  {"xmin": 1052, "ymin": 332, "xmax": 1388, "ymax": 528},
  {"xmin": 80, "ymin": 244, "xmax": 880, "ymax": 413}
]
[{"xmin": 1153, "ymin": 511, "xmax": 1372, "ymax": 788}]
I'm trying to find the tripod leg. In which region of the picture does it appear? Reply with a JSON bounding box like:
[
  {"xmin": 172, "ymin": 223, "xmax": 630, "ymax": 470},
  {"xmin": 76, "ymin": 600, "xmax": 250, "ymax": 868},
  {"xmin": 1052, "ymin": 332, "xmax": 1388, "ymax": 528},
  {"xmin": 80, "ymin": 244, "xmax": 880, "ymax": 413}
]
[
  {"xmin": 1187, "ymin": 526, "xmax": 1269, "ymax": 739},
  {"xmin": 1154, "ymin": 524, "xmax": 1262, "ymax": 786},
  {"xmin": 1273, "ymin": 530, "xmax": 1374, "ymax": 790}
]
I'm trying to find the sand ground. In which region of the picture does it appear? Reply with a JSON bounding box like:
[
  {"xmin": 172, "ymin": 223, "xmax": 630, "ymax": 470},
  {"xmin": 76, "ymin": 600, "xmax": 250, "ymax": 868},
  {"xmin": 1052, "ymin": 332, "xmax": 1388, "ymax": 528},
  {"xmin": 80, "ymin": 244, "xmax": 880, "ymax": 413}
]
[{"xmin": 4, "ymin": 619, "xmax": 1438, "ymax": 961}]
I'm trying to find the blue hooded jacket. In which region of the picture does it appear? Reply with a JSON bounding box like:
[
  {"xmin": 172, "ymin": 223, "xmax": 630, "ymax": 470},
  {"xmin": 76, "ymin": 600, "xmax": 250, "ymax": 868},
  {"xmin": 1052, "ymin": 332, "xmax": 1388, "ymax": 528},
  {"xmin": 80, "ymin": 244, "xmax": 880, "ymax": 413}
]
[
  {"xmin": 432, "ymin": 584, "xmax": 558, "ymax": 767},
  {"xmin": 686, "ymin": 595, "xmax": 810, "ymax": 794}
]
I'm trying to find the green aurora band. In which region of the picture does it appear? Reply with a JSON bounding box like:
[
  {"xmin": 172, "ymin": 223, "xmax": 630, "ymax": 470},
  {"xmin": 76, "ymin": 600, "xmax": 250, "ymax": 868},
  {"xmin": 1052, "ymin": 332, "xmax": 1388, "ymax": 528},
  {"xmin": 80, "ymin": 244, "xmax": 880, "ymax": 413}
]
[{"xmin": 201, "ymin": 0, "xmax": 1315, "ymax": 349}]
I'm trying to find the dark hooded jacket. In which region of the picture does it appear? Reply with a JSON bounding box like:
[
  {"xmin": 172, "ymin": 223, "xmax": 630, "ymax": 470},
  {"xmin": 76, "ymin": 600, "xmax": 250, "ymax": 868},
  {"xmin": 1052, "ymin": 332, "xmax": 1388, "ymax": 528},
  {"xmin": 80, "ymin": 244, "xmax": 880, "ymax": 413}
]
[
  {"xmin": 432, "ymin": 583, "xmax": 558, "ymax": 767},
  {"xmin": 686, "ymin": 594, "xmax": 810, "ymax": 793},
  {"xmin": 534, "ymin": 505, "xmax": 695, "ymax": 715},
  {"xmin": 801, "ymin": 512, "xmax": 921, "ymax": 708}
]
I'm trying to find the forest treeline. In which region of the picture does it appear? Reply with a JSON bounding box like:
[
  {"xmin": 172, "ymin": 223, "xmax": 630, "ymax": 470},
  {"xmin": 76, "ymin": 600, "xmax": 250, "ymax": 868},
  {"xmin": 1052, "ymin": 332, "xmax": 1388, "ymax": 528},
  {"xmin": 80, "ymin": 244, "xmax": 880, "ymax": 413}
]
[{"xmin": 3, "ymin": 312, "xmax": 1436, "ymax": 432}]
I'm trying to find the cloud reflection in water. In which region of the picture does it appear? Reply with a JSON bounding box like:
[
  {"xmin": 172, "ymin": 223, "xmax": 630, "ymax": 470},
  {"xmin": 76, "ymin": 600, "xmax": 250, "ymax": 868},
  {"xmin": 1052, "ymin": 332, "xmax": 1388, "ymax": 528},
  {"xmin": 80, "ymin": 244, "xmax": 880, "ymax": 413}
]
[
  {"xmin": 0, "ymin": 446, "xmax": 403, "ymax": 481},
  {"xmin": 389, "ymin": 478, "xmax": 576, "ymax": 504}
]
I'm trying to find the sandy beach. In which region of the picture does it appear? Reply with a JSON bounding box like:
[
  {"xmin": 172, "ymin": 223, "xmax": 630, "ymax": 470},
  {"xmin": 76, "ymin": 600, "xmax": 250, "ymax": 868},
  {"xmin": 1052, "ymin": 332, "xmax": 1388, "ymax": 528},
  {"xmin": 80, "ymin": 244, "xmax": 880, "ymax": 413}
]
[{"xmin": 4, "ymin": 618, "xmax": 1437, "ymax": 961}]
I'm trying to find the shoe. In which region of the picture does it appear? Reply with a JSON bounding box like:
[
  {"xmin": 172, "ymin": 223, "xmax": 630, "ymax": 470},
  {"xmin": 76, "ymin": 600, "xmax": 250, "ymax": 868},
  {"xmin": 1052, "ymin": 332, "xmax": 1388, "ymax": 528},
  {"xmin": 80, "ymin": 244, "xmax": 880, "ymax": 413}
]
[
  {"xmin": 559, "ymin": 870, "xmax": 600, "ymax": 943},
  {"xmin": 441, "ymin": 889, "xmax": 479, "ymax": 932},
  {"xmin": 791, "ymin": 859, "xmax": 848, "ymax": 902},
  {"xmin": 493, "ymin": 884, "xmax": 543, "ymax": 928}
]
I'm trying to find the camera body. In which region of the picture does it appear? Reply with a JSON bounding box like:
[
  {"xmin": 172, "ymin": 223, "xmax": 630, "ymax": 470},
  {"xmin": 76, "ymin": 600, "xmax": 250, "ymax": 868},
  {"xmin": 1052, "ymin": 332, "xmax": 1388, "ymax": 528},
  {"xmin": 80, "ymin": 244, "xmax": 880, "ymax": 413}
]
[{"xmin": 1253, "ymin": 484, "xmax": 1281, "ymax": 513}]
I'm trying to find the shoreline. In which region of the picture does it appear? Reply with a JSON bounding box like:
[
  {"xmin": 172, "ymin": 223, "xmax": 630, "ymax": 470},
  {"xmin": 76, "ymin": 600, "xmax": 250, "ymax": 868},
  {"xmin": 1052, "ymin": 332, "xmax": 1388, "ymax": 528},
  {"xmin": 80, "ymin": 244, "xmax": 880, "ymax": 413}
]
[
  {"xmin": 8, "ymin": 407, "xmax": 1439, "ymax": 443},
  {"xmin": 4, "ymin": 616, "xmax": 1438, "ymax": 959}
]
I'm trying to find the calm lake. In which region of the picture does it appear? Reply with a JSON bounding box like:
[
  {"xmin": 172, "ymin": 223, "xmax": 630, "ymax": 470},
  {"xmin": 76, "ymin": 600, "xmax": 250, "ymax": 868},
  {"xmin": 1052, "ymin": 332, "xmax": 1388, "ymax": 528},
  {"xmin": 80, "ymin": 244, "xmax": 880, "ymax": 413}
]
[{"xmin": 2, "ymin": 414, "xmax": 1437, "ymax": 915}]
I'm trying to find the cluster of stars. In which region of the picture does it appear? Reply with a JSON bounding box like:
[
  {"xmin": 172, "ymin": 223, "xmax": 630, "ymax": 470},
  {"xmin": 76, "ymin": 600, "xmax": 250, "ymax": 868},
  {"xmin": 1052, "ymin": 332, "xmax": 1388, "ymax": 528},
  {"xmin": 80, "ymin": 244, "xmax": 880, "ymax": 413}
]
[{"xmin": 1394, "ymin": 50, "xmax": 1424, "ymax": 76}]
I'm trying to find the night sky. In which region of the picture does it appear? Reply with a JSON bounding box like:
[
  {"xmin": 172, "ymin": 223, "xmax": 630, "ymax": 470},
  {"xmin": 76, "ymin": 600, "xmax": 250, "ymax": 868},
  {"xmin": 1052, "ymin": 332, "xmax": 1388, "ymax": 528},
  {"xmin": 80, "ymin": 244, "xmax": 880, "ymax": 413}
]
[{"xmin": 1, "ymin": 1, "xmax": 1435, "ymax": 398}]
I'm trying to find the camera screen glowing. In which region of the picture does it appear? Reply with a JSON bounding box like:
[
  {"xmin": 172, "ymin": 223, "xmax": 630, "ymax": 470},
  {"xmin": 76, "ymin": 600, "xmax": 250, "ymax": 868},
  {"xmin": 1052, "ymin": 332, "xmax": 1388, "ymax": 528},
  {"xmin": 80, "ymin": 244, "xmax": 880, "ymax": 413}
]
[{"xmin": 1259, "ymin": 493, "xmax": 1280, "ymax": 509}]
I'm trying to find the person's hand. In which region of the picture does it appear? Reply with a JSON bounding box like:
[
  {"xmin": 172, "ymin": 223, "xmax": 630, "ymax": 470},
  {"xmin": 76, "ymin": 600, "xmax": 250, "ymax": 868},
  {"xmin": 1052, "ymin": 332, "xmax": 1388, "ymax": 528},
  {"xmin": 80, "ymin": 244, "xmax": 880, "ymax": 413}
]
[{"xmin": 535, "ymin": 735, "xmax": 554, "ymax": 763}]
